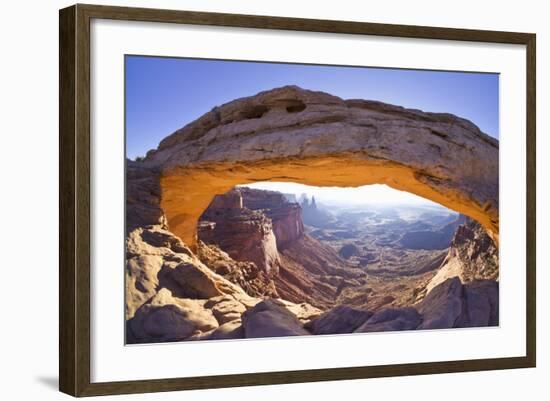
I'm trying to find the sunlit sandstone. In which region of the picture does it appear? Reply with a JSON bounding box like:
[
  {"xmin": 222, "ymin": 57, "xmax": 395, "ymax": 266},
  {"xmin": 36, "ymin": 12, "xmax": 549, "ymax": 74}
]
[{"xmin": 143, "ymin": 86, "xmax": 499, "ymax": 249}]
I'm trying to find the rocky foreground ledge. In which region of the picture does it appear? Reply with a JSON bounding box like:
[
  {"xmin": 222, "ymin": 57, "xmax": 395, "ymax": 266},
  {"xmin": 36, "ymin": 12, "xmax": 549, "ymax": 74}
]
[{"xmin": 126, "ymin": 221, "xmax": 498, "ymax": 344}]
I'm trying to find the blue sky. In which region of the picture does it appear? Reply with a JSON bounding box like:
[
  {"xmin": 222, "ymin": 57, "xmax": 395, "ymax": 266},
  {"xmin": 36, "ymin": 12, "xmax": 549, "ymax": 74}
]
[{"xmin": 125, "ymin": 56, "xmax": 499, "ymax": 160}]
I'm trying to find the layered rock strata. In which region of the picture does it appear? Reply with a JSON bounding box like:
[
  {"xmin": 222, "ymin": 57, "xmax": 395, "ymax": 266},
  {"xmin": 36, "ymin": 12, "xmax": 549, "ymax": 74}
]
[
  {"xmin": 199, "ymin": 189, "xmax": 281, "ymax": 275},
  {"xmin": 240, "ymin": 187, "xmax": 304, "ymax": 249}
]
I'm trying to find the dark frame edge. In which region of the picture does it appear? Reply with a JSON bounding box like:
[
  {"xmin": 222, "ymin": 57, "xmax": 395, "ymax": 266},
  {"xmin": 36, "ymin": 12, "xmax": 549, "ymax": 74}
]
[
  {"xmin": 59, "ymin": 3, "xmax": 537, "ymax": 397},
  {"xmin": 78, "ymin": 356, "xmax": 532, "ymax": 397},
  {"xmin": 525, "ymin": 33, "xmax": 536, "ymax": 368},
  {"xmin": 60, "ymin": 4, "xmax": 92, "ymax": 397},
  {"xmin": 59, "ymin": 4, "xmax": 77, "ymax": 397},
  {"xmin": 75, "ymin": 3, "xmax": 535, "ymax": 43}
]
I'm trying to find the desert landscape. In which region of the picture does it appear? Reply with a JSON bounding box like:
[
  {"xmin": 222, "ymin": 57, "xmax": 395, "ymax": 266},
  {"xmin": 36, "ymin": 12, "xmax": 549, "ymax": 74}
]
[{"xmin": 125, "ymin": 85, "xmax": 499, "ymax": 344}]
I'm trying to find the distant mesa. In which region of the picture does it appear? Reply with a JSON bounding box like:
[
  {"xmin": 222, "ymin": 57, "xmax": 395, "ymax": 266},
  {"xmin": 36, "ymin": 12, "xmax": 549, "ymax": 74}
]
[{"xmin": 399, "ymin": 214, "xmax": 464, "ymax": 250}]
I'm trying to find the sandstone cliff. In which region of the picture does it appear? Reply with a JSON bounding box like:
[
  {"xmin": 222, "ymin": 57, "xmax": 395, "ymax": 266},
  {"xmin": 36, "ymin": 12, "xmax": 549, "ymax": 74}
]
[
  {"xmin": 199, "ymin": 189, "xmax": 281, "ymax": 276},
  {"xmin": 425, "ymin": 217, "xmax": 499, "ymax": 295},
  {"xmin": 240, "ymin": 187, "xmax": 305, "ymax": 249}
]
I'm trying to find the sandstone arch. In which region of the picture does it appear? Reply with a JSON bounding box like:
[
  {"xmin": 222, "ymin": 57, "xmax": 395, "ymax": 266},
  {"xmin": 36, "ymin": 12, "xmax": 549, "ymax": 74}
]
[{"xmin": 143, "ymin": 86, "xmax": 499, "ymax": 249}]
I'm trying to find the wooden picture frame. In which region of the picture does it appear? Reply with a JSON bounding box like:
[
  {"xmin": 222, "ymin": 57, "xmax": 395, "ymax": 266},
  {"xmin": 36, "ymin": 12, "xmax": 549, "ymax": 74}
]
[{"xmin": 59, "ymin": 3, "xmax": 536, "ymax": 397}]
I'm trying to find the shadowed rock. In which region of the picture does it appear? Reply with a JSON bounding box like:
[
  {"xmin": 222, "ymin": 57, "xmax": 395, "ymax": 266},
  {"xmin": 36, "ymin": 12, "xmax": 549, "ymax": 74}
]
[
  {"xmin": 455, "ymin": 280, "xmax": 499, "ymax": 327},
  {"xmin": 417, "ymin": 277, "xmax": 464, "ymax": 329},
  {"xmin": 126, "ymin": 159, "xmax": 166, "ymax": 232},
  {"xmin": 127, "ymin": 289, "xmax": 218, "ymax": 343},
  {"xmin": 207, "ymin": 319, "xmax": 245, "ymax": 340},
  {"xmin": 241, "ymin": 299, "xmax": 310, "ymax": 338},
  {"xmin": 355, "ymin": 307, "xmax": 422, "ymax": 333},
  {"xmin": 416, "ymin": 277, "xmax": 499, "ymax": 330},
  {"xmin": 306, "ymin": 305, "xmax": 373, "ymax": 334}
]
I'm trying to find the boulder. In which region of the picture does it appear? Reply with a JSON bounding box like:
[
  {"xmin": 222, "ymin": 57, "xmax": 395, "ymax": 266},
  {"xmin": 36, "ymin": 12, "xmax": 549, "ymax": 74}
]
[
  {"xmin": 306, "ymin": 305, "xmax": 373, "ymax": 334},
  {"xmin": 232, "ymin": 292, "xmax": 263, "ymax": 310},
  {"xmin": 417, "ymin": 277, "xmax": 464, "ymax": 330},
  {"xmin": 127, "ymin": 289, "xmax": 218, "ymax": 343},
  {"xmin": 355, "ymin": 307, "xmax": 422, "ymax": 333},
  {"xmin": 456, "ymin": 280, "xmax": 499, "ymax": 327},
  {"xmin": 207, "ymin": 319, "xmax": 245, "ymax": 340},
  {"xmin": 158, "ymin": 257, "xmax": 246, "ymax": 299},
  {"xmin": 209, "ymin": 296, "xmax": 247, "ymax": 324},
  {"xmin": 280, "ymin": 301, "xmax": 323, "ymax": 324},
  {"xmin": 241, "ymin": 299, "xmax": 310, "ymax": 338}
]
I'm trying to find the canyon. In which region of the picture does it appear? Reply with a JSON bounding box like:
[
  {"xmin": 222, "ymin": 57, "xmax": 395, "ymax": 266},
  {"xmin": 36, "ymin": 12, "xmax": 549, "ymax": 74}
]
[{"xmin": 125, "ymin": 86, "xmax": 499, "ymax": 343}]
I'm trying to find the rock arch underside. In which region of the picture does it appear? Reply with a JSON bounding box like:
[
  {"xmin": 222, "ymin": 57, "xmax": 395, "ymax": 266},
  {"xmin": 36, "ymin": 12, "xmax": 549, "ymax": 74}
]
[{"xmin": 142, "ymin": 86, "xmax": 499, "ymax": 250}]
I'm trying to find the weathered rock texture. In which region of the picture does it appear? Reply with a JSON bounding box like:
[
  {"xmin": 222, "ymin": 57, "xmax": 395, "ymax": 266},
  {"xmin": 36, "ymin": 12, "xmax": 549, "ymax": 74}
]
[
  {"xmin": 196, "ymin": 241, "xmax": 278, "ymax": 298},
  {"xmin": 142, "ymin": 86, "xmax": 499, "ymax": 249},
  {"xmin": 425, "ymin": 217, "xmax": 499, "ymax": 294},
  {"xmin": 126, "ymin": 159, "xmax": 166, "ymax": 232}
]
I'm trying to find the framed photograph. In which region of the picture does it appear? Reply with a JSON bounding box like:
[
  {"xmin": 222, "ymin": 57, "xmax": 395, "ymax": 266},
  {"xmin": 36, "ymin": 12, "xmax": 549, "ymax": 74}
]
[{"xmin": 59, "ymin": 4, "xmax": 536, "ymax": 397}]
